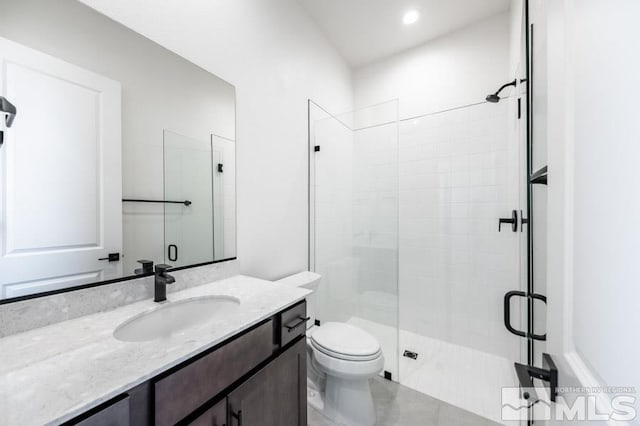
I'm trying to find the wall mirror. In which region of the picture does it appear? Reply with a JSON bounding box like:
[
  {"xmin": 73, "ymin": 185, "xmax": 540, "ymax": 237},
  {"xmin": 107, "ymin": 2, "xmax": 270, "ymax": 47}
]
[{"xmin": 0, "ymin": 0, "xmax": 236, "ymax": 301}]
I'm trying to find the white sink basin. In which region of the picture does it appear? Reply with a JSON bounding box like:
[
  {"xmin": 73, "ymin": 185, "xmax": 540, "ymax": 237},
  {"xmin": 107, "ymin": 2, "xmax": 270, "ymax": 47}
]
[{"xmin": 113, "ymin": 296, "xmax": 240, "ymax": 342}]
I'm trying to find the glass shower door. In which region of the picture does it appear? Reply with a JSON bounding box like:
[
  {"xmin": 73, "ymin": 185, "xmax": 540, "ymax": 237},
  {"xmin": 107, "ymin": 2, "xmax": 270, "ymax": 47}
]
[
  {"xmin": 396, "ymin": 99, "xmax": 526, "ymax": 423},
  {"xmin": 310, "ymin": 100, "xmax": 400, "ymax": 380}
]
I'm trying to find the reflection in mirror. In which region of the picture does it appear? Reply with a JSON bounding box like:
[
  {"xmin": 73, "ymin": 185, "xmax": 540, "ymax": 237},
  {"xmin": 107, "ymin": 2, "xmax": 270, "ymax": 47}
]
[
  {"xmin": 164, "ymin": 130, "xmax": 214, "ymax": 268},
  {"xmin": 211, "ymin": 134, "xmax": 237, "ymax": 260},
  {"xmin": 163, "ymin": 131, "xmax": 236, "ymax": 268},
  {"xmin": 0, "ymin": 0, "xmax": 236, "ymax": 300}
]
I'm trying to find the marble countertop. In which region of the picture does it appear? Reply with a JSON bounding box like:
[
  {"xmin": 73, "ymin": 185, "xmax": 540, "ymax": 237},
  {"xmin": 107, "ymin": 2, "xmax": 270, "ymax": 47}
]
[{"xmin": 0, "ymin": 275, "xmax": 309, "ymax": 426}]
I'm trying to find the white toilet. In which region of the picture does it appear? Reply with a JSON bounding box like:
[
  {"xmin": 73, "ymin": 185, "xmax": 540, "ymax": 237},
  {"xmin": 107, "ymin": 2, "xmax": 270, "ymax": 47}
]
[{"xmin": 277, "ymin": 272, "xmax": 384, "ymax": 426}]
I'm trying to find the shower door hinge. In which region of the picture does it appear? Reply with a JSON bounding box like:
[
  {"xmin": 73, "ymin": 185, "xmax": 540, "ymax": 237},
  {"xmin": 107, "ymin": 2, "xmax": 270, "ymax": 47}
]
[
  {"xmin": 518, "ymin": 98, "xmax": 522, "ymax": 119},
  {"xmin": 314, "ymin": 145, "xmax": 320, "ymax": 152},
  {"xmin": 520, "ymin": 210, "xmax": 529, "ymax": 232},
  {"xmin": 514, "ymin": 353, "xmax": 558, "ymax": 403}
]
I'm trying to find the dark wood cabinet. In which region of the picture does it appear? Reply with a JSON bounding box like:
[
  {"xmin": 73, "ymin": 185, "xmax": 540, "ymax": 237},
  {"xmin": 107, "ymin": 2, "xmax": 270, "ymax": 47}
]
[
  {"xmin": 227, "ymin": 338, "xmax": 306, "ymax": 426},
  {"xmin": 66, "ymin": 301, "xmax": 307, "ymax": 426},
  {"xmin": 70, "ymin": 395, "xmax": 130, "ymax": 426},
  {"xmin": 188, "ymin": 399, "xmax": 227, "ymax": 426},
  {"xmin": 155, "ymin": 320, "xmax": 274, "ymax": 426},
  {"xmin": 279, "ymin": 301, "xmax": 308, "ymax": 347}
]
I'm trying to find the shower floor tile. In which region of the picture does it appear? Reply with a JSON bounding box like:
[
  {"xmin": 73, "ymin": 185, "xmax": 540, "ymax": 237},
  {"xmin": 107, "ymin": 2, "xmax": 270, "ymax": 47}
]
[
  {"xmin": 345, "ymin": 316, "xmax": 519, "ymax": 424},
  {"xmin": 307, "ymin": 376, "xmax": 501, "ymax": 426}
]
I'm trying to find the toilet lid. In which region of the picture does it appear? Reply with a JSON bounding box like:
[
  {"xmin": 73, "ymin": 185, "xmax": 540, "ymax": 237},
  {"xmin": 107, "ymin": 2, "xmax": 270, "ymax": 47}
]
[{"xmin": 310, "ymin": 322, "xmax": 381, "ymax": 360}]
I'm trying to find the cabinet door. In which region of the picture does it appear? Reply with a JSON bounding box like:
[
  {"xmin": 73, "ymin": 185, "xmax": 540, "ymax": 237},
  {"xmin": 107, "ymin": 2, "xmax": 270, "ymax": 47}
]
[
  {"xmin": 188, "ymin": 399, "xmax": 226, "ymax": 426},
  {"xmin": 227, "ymin": 338, "xmax": 306, "ymax": 426},
  {"xmin": 154, "ymin": 320, "xmax": 273, "ymax": 426},
  {"xmin": 72, "ymin": 395, "xmax": 129, "ymax": 426}
]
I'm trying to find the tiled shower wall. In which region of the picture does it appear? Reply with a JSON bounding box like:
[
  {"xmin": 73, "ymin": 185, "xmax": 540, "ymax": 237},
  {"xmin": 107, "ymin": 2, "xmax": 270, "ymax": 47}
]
[
  {"xmin": 398, "ymin": 101, "xmax": 522, "ymax": 361},
  {"xmin": 352, "ymin": 123, "xmax": 398, "ymax": 328},
  {"xmin": 396, "ymin": 101, "xmax": 523, "ymax": 421}
]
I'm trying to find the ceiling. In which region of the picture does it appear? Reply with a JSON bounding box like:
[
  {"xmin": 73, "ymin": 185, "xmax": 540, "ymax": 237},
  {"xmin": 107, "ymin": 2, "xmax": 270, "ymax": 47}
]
[{"xmin": 298, "ymin": 0, "xmax": 511, "ymax": 67}]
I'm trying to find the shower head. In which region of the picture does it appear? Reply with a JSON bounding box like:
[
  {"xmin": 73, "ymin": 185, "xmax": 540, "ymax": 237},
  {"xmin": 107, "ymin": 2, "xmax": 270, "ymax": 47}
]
[
  {"xmin": 485, "ymin": 93, "xmax": 501, "ymax": 103},
  {"xmin": 486, "ymin": 79, "xmax": 519, "ymax": 104},
  {"xmin": 0, "ymin": 97, "xmax": 17, "ymax": 128}
]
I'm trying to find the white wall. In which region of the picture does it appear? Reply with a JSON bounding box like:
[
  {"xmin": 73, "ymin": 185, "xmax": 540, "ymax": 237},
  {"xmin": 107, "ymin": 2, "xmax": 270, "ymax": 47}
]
[
  {"xmin": 353, "ymin": 12, "xmax": 511, "ymax": 120},
  {"xmin": 78, "ymin": 0, "xmax": 354, "ymax": 280},
  {"xmin": 545, "ymin": 0, "xmax": 640, "ymax": 417},
  {"xmin": 508, "ymin": 0, "xmax": 525, "ymax": 78}
]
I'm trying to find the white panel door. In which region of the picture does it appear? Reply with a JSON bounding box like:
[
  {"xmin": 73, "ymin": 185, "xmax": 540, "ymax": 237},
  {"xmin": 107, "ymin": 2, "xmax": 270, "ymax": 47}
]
[{"xmin": 0, "ymin": 37, "xmax": 121, "ymax": 299}]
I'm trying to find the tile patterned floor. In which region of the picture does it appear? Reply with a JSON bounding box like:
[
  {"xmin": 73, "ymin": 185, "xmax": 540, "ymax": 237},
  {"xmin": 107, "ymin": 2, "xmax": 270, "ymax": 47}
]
[{"xmin": 308, "ymin": 377, "xmax": 502, "ymax": 426}]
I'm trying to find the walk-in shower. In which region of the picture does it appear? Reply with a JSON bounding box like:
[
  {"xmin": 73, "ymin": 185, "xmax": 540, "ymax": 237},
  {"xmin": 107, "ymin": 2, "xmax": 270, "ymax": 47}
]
[{"xmin": 309, "ymin": 93, "xmax": 529, "ymax": 423}]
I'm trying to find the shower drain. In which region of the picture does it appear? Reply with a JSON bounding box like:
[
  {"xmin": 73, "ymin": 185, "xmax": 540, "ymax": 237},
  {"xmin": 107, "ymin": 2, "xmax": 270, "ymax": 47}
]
[{"xmin": 403, "ymin": 350, "xmax": 419, "ymax": 360}]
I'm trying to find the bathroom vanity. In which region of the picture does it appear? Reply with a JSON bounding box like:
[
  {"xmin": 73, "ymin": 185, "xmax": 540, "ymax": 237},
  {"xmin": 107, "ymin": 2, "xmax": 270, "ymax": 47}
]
[
  {"xmin": 0, "ymin": 276, "xmax": 310, "ymax": 426},
  {"xmin": 77, "ymin": 304, "xmax": 306, "ymax": 426}
]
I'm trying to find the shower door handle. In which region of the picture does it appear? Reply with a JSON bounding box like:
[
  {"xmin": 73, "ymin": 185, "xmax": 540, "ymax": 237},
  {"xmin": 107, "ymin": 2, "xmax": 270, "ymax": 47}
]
[
  {"xmin": 504, "ymin": 290, "xmax": 548, "ymax": 340},
  {"xmin": 498, "ymin": 210, "xmax": 518, "ymax": 232},
  {"xmin": 167, "ymin": 244, "xmax": 178, "ymax": 262},
  {"xmin": 504, "ymin": 291, "xmax": 527, "ymax": 338}
]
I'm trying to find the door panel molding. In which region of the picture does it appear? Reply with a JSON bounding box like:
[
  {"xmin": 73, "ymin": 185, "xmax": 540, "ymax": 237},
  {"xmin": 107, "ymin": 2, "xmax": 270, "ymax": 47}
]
[{"xmin": 0, "ymin": 37, "xmax": 122, "ymax": 295}]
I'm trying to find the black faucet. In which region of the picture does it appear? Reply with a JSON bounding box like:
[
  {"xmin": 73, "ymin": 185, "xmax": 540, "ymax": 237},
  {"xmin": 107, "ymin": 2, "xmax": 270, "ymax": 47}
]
[
  {"xmin": 135, "ymin": 259, "xmax": 154, "ymax": 275},
  {"xmin": 154, "ymin": 264, "xmax": 175, "ymax": 302}
]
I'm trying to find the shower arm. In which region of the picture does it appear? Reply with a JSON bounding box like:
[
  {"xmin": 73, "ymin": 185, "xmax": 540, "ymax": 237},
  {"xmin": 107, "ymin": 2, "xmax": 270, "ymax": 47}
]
[
  {"xmin": 486, "ymin": 78, "xmax": 528, "ymax": 103},
  {"xmin": 492, "ymin": 78, "xmax": 527, "ymax": 97}
]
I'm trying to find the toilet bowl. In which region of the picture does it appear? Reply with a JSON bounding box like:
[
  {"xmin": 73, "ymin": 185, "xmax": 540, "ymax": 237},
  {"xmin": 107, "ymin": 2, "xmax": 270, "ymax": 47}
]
[{"xmin": 276, "ymin": 272, "xmax": 384, "ymax": 426}]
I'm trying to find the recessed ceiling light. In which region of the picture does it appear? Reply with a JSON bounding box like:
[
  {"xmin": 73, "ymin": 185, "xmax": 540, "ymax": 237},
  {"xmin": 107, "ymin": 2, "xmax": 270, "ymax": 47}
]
[{"xmin": 403, "ymin": 10, "xmax": 420, "ymax": 25}]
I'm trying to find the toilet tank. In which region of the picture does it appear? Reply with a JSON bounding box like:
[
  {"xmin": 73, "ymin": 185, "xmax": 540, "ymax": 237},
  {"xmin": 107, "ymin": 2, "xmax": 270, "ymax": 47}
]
[{"xmin": 276, "ymin": 271, "xmax": 321, "ymax": 330}]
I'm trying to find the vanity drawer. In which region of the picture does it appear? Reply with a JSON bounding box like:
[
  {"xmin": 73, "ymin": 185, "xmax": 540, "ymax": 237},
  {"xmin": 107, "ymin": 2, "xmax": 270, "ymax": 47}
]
[
  {"xmin": 280, "ymin": 301, "xmax": 307, "ymax": 347},
  {"xmin": 154, "ymin": 320, "xmax": 274, "ymax": 426},
  {"xmin": 188, "ymin": 398, "xmax": 226, "ymax": 426}
]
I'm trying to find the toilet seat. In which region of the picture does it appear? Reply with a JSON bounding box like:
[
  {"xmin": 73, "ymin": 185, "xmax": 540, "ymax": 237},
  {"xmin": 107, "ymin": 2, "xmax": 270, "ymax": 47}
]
[
  {"xmin": 311, "ymin": 344, "xmax": 384, "ymax": 379},
  {"xmin": 310, "ymin": 338, "xmax": 381, "ymax": 361},
  {"xmin": 310, "ymin": 322, "xmax": 381, "ymax": 360}
]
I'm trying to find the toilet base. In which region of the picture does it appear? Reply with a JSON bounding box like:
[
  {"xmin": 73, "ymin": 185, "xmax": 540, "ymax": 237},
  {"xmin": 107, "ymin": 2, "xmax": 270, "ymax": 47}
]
[
  {"xmin": 323, "ymin": 376, "xmax": 376, "ymax": 426},
  {"xmin": 307, "ymin": 378, "xmax": 324, "ymax": 412}
]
